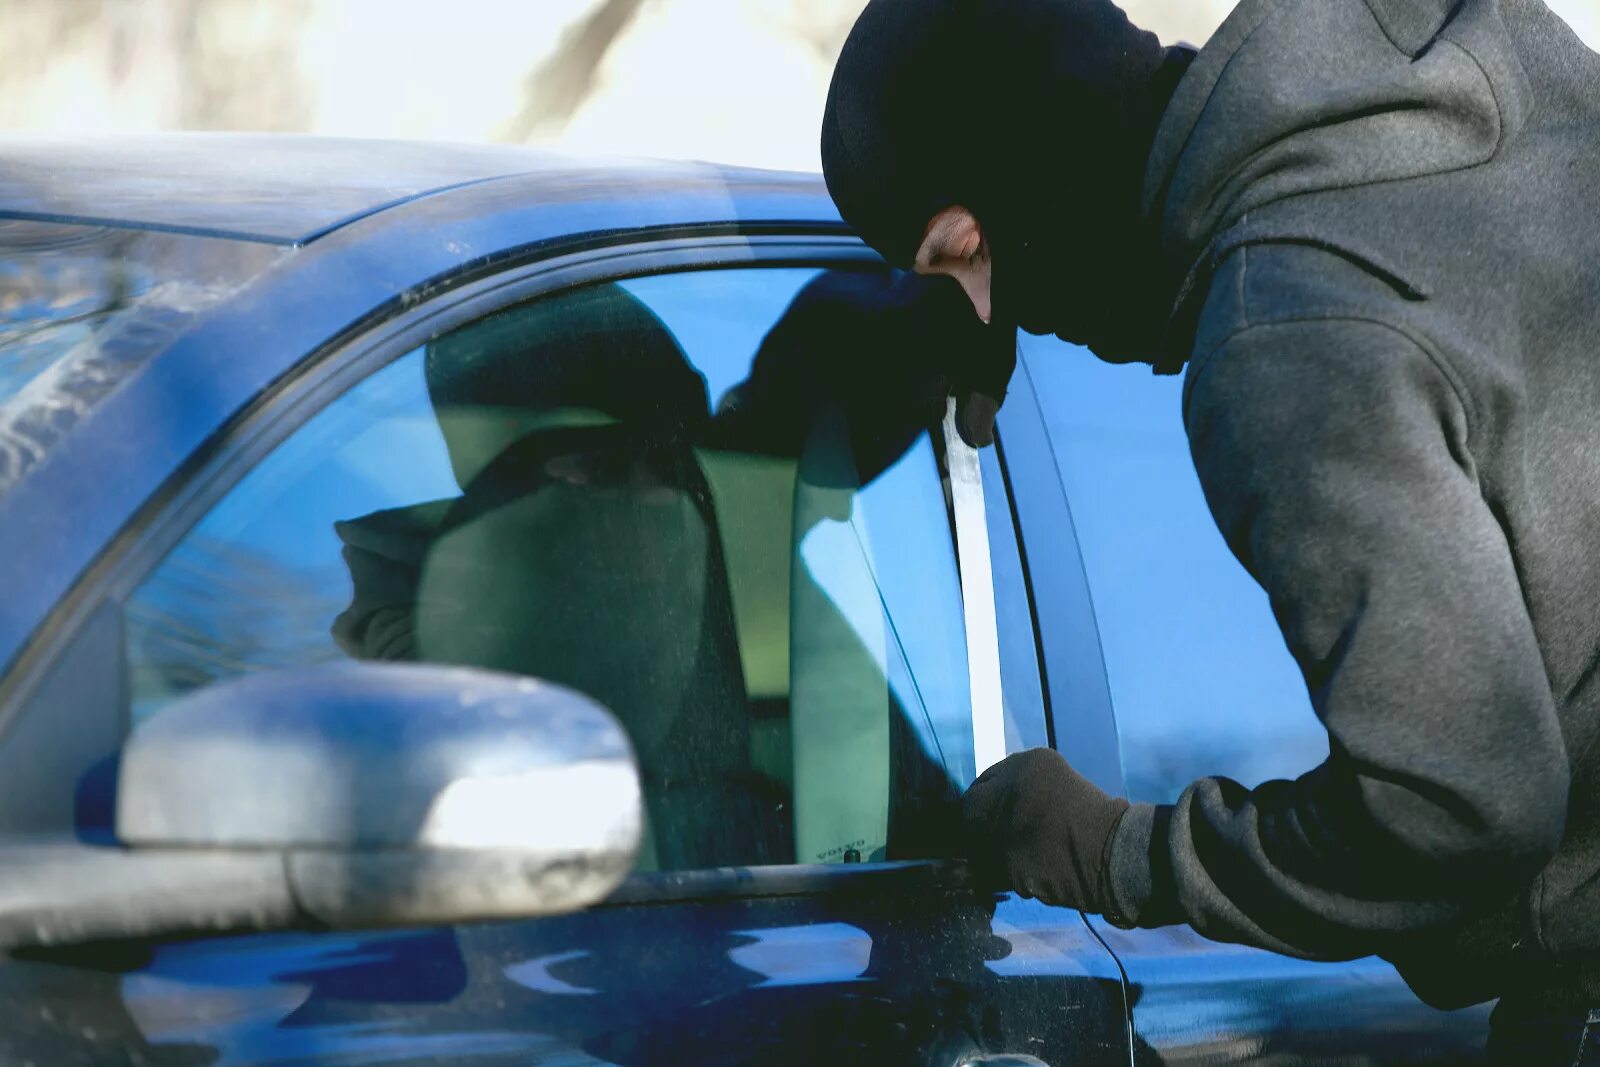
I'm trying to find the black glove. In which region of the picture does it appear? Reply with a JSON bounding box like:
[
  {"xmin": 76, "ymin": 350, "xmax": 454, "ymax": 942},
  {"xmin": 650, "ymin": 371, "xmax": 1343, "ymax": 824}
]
[{"xmin": 960, "ymin": 748, "xmax": 1130, "ymax": 913}]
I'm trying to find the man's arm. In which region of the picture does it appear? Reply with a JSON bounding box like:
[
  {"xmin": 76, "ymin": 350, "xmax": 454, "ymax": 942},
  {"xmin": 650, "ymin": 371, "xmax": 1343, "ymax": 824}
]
[
  {"xmin": 712, "ymin": 269, "xmax": 1015, "ymax": 470},
  {"xmin": 330, "ymin": 502, "xmax": 452, "ymax": 662},
  {"xmin": 1109, "ymin": 317, "xmax": 1567, "ymax": 957}
]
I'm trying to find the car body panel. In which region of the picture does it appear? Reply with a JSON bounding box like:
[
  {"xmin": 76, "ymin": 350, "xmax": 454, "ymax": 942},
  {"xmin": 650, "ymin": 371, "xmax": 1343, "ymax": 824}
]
[
  {"xmin": 1089, "ymin": 919, "xmax": 1492, "ymax": 1064},
  {"xmin": 4, "ymin": 873, "xmax": 1128, "ymax": 1066}
]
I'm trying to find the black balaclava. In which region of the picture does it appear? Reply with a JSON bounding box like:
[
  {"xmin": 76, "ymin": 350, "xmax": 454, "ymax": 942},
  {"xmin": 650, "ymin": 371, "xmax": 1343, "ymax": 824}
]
[{"xmin": 821, "ymin": 0, "xmax": 1194, "ymax": 365}]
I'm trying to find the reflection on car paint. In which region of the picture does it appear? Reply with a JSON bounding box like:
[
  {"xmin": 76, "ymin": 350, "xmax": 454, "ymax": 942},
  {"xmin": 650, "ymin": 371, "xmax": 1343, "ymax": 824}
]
[
  {"xmin": 985, "ymin": 897, "xmax": 1102, "ymax": 980},
  {"xmin": 505, "ymin": 950, "xmax": 602, "ymax": 996},
  {"xmin": 725, "ymin": 922, "xmax": 873, "ymax": 988},
  {"xmin": 123, "ymin": 971, "xmax": 312, "ymax": 1049},
  {"xmin": 118, "ymin": 929, "xmax": 578, "ymax": 1066},
  {"xmin": 64, "ymin": 881, "xmax": 1130, "ymax": 1066},
  {"xmin": 1090, "ymin": 919, "xmax": 1492, "ymax": 1064}
]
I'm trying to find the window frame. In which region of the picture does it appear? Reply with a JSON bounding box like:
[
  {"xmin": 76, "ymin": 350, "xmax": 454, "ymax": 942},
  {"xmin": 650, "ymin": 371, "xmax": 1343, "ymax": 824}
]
[
  {"xmin": 5, "ymin": 232, "xmax": 1051, "ymax": 901},
  {"xmin": 992, "ymin": 350, "xmax": 1127, "ymax": 798}
]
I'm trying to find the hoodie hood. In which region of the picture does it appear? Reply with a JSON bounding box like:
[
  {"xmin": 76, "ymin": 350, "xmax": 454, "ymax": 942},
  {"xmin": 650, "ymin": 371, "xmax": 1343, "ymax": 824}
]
[
  {"xmin": 1141, "ymin": 0, "xmax": 1532, "ymax": 369},
  {"xmin": 423, "ymin": 282, "xmax": 710, "ymax": 489},
  {"xmin": 821, "ymin": 0, "xmax": 1192, "ymax": 359}
]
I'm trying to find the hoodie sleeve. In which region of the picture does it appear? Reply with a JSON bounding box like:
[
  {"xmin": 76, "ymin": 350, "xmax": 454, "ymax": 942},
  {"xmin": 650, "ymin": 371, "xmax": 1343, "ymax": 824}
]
[
  {"xmin": 1106, "ymin": 316, "xmax": 1569, "ymax": 958},
  {"xmin": 329, "ymin": 501, "xmax": 453, "ymax": 662}
]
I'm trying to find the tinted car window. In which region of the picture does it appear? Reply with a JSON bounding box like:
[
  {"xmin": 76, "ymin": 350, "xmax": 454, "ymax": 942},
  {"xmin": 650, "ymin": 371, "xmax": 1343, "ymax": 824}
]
[
  {"xmin": 126, "ymin": 268, "xmax": 979, "ymax": 871},
  {"xmin": 1021, "ymin": 336, "xmax": 1328, "ymax": 803}
]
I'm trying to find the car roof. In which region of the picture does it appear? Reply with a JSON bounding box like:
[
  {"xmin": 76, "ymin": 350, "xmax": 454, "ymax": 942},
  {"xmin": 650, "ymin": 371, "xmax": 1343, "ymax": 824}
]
[{"xmin": 0, "ymin": 132, "xmax": 817, "ymax": 246}]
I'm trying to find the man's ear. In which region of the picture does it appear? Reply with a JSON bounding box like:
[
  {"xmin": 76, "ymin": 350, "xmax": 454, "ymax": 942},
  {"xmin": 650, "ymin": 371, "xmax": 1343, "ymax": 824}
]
[
  {"xmin": 947, "ymin": 208, "xmax": 984, "ymax": 259},
  {"xmin": 918, "ymin": 205, "xmax": 982, "ymax": 265},
  {"xmin": 951, "ymin": 206, "xmax": 982, "ymax": 244}
]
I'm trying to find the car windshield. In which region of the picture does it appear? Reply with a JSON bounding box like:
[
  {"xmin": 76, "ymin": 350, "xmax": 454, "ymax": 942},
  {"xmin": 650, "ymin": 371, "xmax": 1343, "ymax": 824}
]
[{"xmin": 0, "ymin": 220, "xmax": 286, "ymax": 493}]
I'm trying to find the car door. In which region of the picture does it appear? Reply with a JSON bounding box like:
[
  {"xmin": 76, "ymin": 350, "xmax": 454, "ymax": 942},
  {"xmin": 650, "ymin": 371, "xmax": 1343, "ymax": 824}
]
[
  {"xmin": 1000, "ymin": 333, "xmax": 1496, "ymax": 1064},
  {"xmin": 0, "ymin": 243, "xmax": 1130, "ymax": 1066}
]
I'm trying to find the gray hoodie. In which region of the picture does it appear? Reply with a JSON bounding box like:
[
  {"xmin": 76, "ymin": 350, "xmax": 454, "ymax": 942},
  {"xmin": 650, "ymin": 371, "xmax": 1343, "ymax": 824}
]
[{"xmin": 1107, "ymin": 0, "xmax": 1600, "ymax": 1009}]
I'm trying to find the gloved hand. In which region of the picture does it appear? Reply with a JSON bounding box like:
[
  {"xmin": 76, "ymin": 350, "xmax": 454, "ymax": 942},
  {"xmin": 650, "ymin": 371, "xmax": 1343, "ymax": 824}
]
[{"xmin": 960, "ymin": 748, "xmax": 1130, "ymax": 913}]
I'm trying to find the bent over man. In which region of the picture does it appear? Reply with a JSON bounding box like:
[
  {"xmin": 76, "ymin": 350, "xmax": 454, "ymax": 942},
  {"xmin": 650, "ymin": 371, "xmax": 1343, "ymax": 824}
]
[{"xmin": 820, "ymin": 0, "xmax": 1600, "ymax": 1060}]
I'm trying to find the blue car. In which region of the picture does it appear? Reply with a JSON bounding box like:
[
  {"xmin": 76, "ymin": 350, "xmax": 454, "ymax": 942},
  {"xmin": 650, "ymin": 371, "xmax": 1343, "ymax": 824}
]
[{"xmin": 0, "ymin": 134, "xmax": 1494, "ymax": 1065}]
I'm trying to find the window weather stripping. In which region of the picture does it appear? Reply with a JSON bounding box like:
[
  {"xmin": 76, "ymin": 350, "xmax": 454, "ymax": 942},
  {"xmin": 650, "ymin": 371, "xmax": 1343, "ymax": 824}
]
[{"xmin": 943, "ymin": 398, "xmax": 1007, "ymax": 777}]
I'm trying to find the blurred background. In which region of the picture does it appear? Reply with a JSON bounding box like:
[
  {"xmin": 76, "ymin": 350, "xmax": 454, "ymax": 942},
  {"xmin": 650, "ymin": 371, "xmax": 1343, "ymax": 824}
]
[{"xmin": 4, "ymin": 0, "xmax": 1597, "ymax": 173}]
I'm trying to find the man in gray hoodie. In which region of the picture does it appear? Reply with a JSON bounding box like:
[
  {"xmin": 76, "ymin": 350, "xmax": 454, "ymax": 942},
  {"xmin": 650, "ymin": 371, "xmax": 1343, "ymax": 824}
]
[{"xmin": 821, "ymin": 0, "xmax": 1600, "ymax": 1060}]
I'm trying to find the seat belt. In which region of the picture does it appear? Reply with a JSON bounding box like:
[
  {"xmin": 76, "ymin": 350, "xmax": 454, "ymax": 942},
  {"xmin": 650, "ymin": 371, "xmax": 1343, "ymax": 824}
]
[{"xmin": 943, "ymin": 398, "xmax": 1008, "ymax": 778}]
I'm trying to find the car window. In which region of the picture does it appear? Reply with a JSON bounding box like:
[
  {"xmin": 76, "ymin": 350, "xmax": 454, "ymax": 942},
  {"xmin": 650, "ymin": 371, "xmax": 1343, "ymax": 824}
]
[
  {"xmin": 124, "ymin": 267, "xmax": 989, "ymax": 872},
  {"xmin": 1020, "ymin": 335, "xmax": 1329, "ymax": 804}
]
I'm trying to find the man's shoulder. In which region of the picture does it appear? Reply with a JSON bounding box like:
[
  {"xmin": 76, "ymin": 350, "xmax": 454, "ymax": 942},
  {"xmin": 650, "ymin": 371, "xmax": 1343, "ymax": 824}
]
[
  {"xmin": 1189, "ymin": 232, "xmax": 1429, "ymax": 367},
  {"xmin": 1180, "ymin": 235, "xmax": 1459, "ymax": 435}
]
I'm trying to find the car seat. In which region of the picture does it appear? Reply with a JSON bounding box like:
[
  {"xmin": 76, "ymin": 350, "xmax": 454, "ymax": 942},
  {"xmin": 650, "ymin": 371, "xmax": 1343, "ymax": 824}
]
[{"xmin": 404, "ymin": 284, "xmax": 789, "ymax": 870}]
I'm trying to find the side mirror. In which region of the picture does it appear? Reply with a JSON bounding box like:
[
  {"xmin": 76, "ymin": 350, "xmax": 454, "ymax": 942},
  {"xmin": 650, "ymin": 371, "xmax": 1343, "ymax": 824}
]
[{"xmin": 3, "ymin": 663, "xmax": 641, "ymax": 948}]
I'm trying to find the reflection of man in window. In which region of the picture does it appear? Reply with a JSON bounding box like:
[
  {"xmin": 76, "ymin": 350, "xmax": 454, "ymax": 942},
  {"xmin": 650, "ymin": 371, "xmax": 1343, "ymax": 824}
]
[
  {"xmin": 332, "ymin": 284, "xmax": 777, "ymax": 870},
  {"xmin": 330, "ymin": 276, "xmax": 995, "ymax": 873}
]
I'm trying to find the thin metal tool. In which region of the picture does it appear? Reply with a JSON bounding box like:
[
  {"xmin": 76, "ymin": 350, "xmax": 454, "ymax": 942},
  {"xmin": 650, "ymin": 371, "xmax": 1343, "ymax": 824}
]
[{"xmin": 943, "ymin": 398, "xmax": 1007, "ymax": 776}]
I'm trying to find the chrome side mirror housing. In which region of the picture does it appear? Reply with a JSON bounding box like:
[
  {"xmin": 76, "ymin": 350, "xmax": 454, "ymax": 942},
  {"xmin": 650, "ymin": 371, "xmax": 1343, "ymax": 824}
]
[{"xmin": 1, "ymin": 663, "xmax": 642, "ymax": 948}]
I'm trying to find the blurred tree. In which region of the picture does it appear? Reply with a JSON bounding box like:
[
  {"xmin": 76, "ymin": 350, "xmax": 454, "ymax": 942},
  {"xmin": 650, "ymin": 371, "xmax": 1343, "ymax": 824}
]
[
  {"xmin": 0, "ymin": 0, "xmax": 312, "ymax": 133},
  {"xmin": 502, "ymin": 0, "xmax": 649, "ymax": 141},
  {"xmin": 126, "ymin": 534, "xmax": 349, "ymax": 718},
  {"xmin": 173, "ymin": 0, "xmax": 313, "ymax": 131}
]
